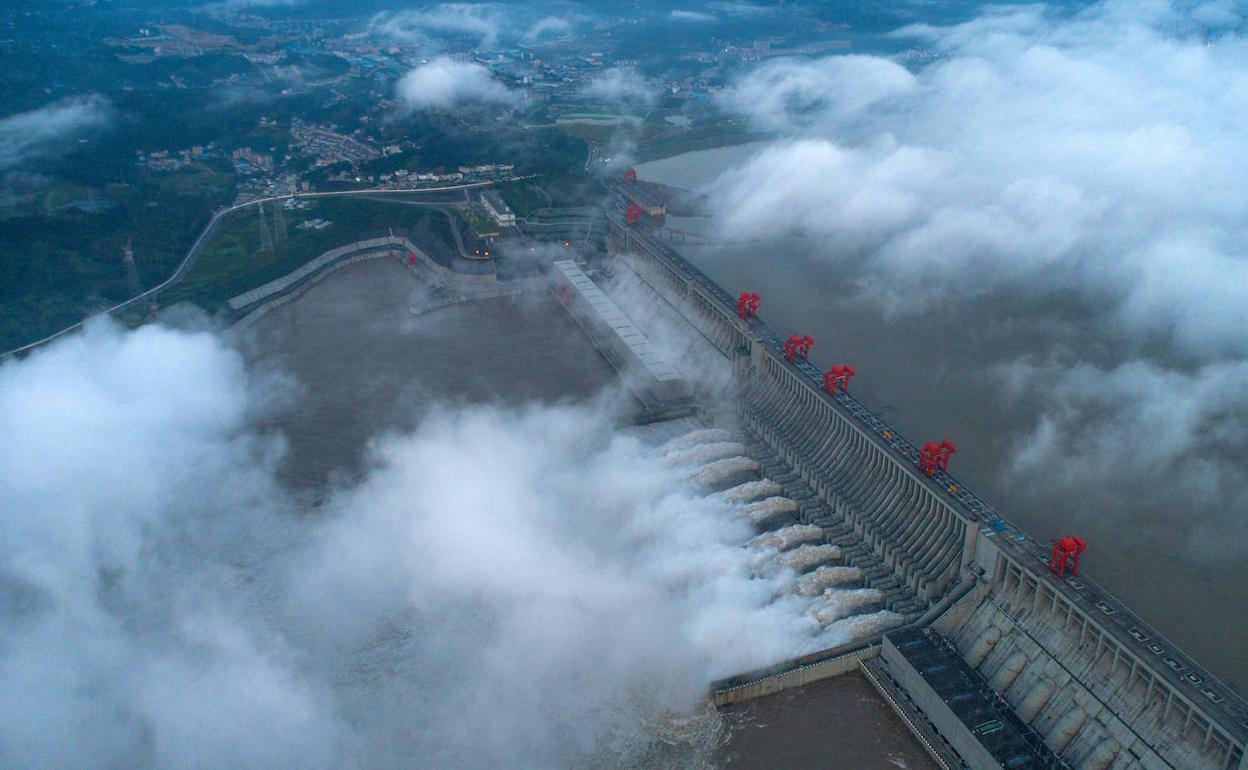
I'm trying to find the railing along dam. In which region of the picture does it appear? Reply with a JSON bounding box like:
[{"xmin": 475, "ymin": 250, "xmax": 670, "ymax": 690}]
[{"xmin": 605, "ymin": 213, "xmax": 1248, "ymax": 770}]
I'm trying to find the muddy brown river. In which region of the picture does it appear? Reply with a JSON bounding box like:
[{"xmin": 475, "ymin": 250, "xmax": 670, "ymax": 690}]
[{"xmin": 242, "ymin": 258, "xmax": 619, "ymax": 489}]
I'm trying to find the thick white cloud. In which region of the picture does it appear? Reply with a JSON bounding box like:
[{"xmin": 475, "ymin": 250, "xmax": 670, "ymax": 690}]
[
  {"xmin": 712, "ymin": 138, "xmax": 942, "ymax": 248},
  {"xmin": 526, "ymin": 14, "xmax": 574, "ymax": 40},
  {"xmin": 1004, "ymin": 358, "xmax": 1248, "ymax": 484},
  {"xmin": 373, "ymin": 4, "xmax": 584, "ymax": 47},
  {"xmin": 396, "ymin": 57, "xmax": 517, "ymax": 111},
  {"xmin": 0, "ymin": 321, "xmax": 328, "ymax": 768},
  {"xmin": 712, "ymin": 3, "xmax": 1248, "ymax": 355},
  {"xmin": 581, "ymin": 67, "xmax": 657, "ymax": 105},
  {"xmin": 671, "ymin": 9, "xmax": 717, "ymax": 23},
  {"xmin": 0, "ymin": 320, "xmax": 865, "ymax": 767},
  {"xmin": 373, "ymin": 3, "xmax": 505, "ymax": 48},
  {"xmin": 704, "ymin": 0, "xmax": 1248, "ymax": 541},
  {"xmin": 999, "ymin": 356, "xmax": 1248, "ymax": 549},
  {"xmin": 718, "ymin": 55, "xmax": 917, "ymax": 130},
  {"xmin": 0, "ymin": 95, "xmax": 112, "ymax": 171}
]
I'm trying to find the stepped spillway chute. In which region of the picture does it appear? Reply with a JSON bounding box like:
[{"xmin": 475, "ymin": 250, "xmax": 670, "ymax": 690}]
[
  {"xmin": 664, "ymin": 442, "xmax": 746, "ymax": 467},
  {"xmin": 714, "ymin": 479, "xmax": 783, "ymax": 504},
  {"xmin": 686, "ymin": 456, "xmax": 759, "ymax": 490},
  {"xmin": 771, "ymin": 543, "xmax": 840, "ymax": 572},
  {"xmin": 660, "ymin": 428, "xmax": 733, "ymax": 455},
  {"xmin": 737, "ymin": 496, "xmax": 799, "ymax": 526},
  {"xmin": 811, "ymin": 588, "xmax": 883, "ymax": 624},
  {"xmin": 749, "ymin": 524, "xmax": 823, "ymax": 552},
  {"xmin": 790, "ymin": 566, "xmax": 862, "ymax": 596}
]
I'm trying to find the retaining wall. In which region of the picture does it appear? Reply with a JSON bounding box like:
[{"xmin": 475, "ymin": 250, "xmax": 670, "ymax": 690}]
[
  {"xmin": 227, "ymin": 234, "xmax": 492, "ymax": 314},
  {"xmin": 232, "ymin": 249, "xmax": 396, "ymax": 329}
]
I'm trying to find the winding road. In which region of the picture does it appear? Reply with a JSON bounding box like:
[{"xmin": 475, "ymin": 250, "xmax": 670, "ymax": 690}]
[{"xmin": 0, "ymin": 180, "xmax": 523, "ymax": 360}]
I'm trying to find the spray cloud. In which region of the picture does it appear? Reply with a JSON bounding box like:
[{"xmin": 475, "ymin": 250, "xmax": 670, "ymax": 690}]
[{"xmin": 1, "ymin": 318, "xmax": 865, "ymax": 768}]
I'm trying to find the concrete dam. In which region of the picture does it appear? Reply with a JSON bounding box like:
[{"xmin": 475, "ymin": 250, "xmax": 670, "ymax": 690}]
[{"xmin": 596, "ymin": 207, "xmax": 1248, "ymax": 770}]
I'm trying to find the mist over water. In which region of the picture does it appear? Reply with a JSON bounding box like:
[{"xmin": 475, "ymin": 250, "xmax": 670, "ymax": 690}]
[{"xmin": 0, "ymin": 313, "xmax": 870, "ymax": 768}]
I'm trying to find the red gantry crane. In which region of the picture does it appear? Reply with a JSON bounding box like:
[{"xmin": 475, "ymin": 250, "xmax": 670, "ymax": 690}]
[
  {"xmin": 823, "ymin": 364, "xmax": 856, "ymax": 394},
  {"xmin": 737, "ymin": 291, "xmax": 760, "ymax": 320},
  {"xmin": 1049, "ymin": 536, "xmax": 1087, "ymax": 578},
  {"xmin": 784, "ymin": 334, "xmax": 814, "ymax": 362},
  {"xmin": 919, "ymin": 439, "xmax": 957, "ymax": 476}
]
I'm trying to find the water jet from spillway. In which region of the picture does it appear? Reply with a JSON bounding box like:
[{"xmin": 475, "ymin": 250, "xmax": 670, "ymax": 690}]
[
  {"xmin": 660, "ymin": 429, "xmax": 733, "ymax": 455},
  {"xmin": 736, "ymin": 496, "xmax": 799, "ymax": 526},
  {"xmin": 790, "ymin": 566, "xmax": 863, "ymax": 596},
  {"xmin": 823, "ymin": 610, "xmax": 906, "ymax": 642},
  {"xmin": 749, "ymin": 524, "xmax": 823, "ymax": 551},
  {"xmin": 768, "ymin": 544, "xmax": 841, "ymax": 573},
  {"xmin": 686, "ymin": 456, "xmax": 760, "ymax": 490},
  {"xmin": 812, "ymin": 588, "xmax": 884, "ymax": 624},
  {"xmin": 664, "ymin": 442, "xmax": 747, "ymax": 467},
  {"xmin": 714, "ymin": 479, "xmax": 783, "ymax": 504}
]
